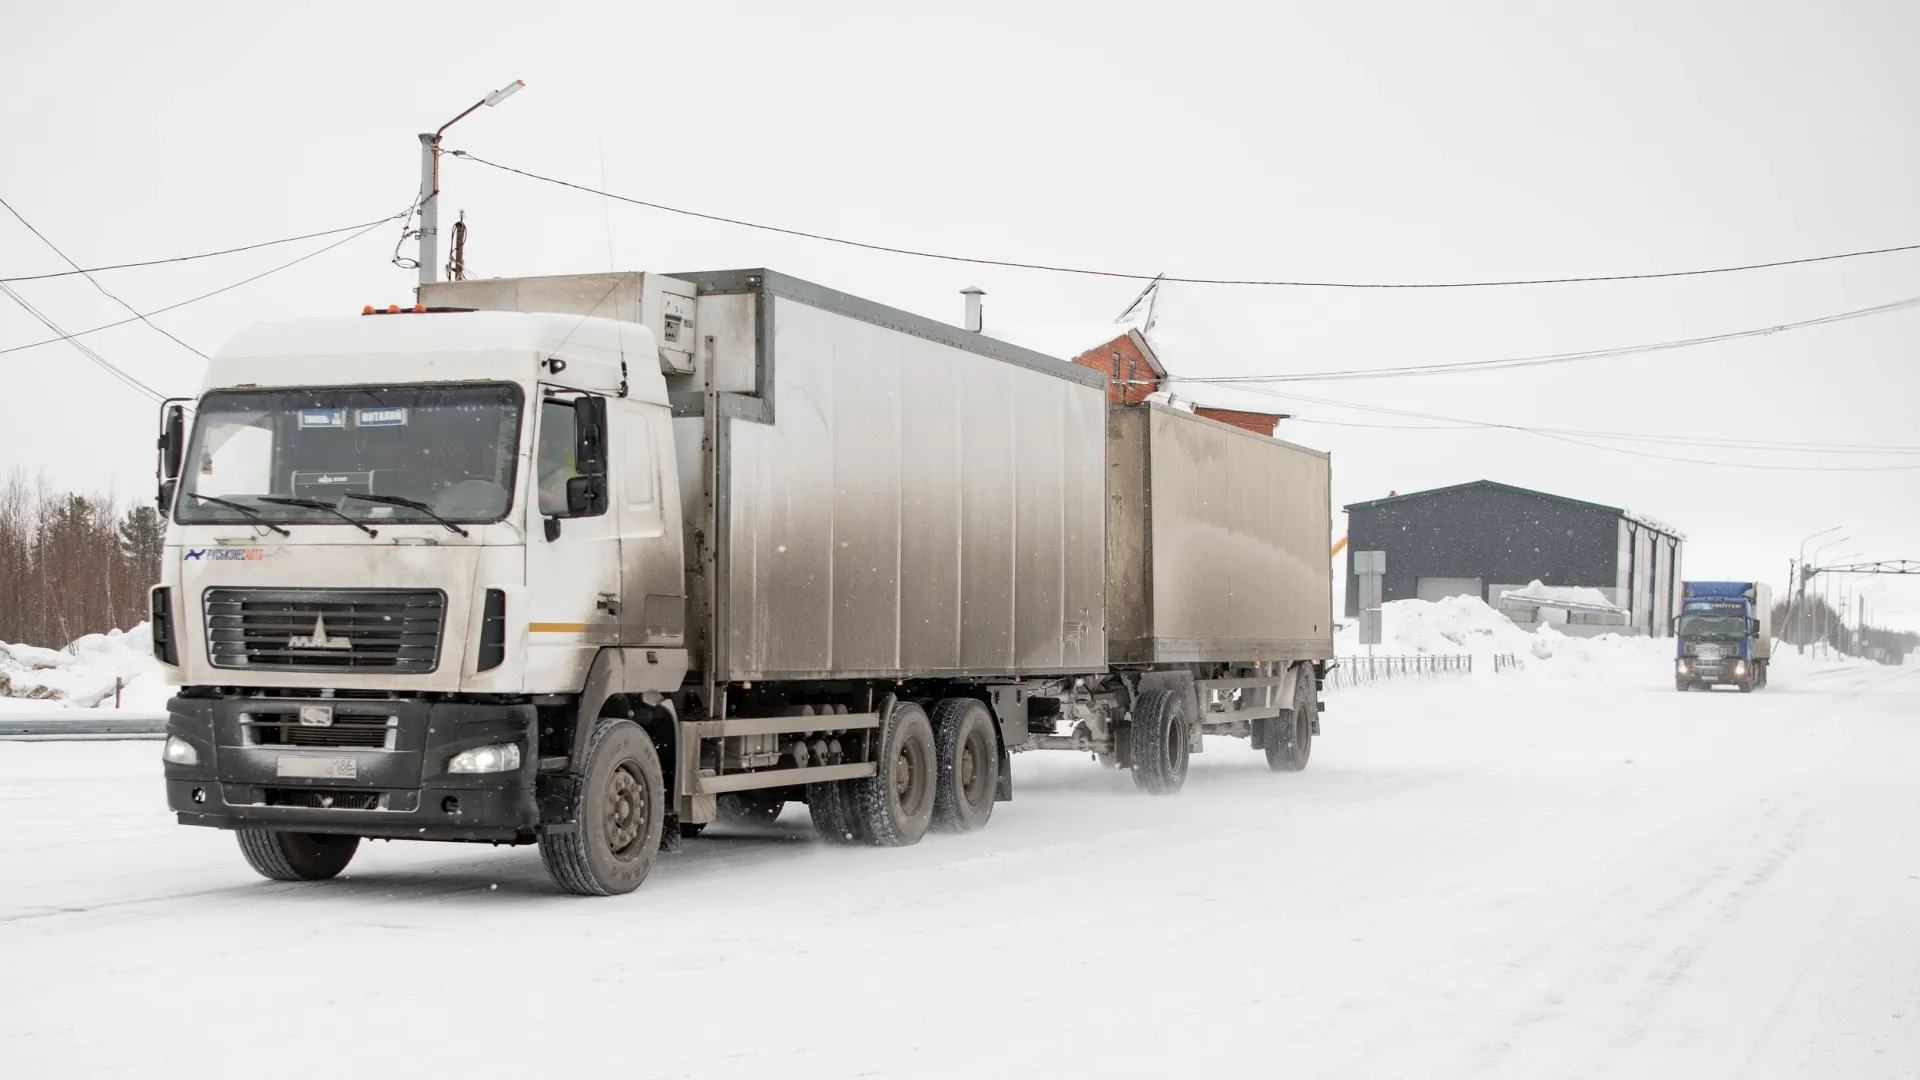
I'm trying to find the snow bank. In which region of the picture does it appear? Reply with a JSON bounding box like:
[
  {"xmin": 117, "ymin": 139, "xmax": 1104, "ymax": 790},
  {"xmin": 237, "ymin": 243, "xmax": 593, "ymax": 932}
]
[
  {"xmin": 1334, "ymin": 595, "xmax": 1670, "ymax": 681},
  {"xmin": 0, "ymin": 624, "xmax": 171, "ymax": 710}
]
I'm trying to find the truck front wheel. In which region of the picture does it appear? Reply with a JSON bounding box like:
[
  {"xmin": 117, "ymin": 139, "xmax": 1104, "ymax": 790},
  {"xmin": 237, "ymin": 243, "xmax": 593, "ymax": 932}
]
[
  {"xmin": 539, "ymin": 718, "xmax": 664, "ymax": 896},
  {"xmin": 1130, "ymin": 690, "xmax": 1191, "ymax": 794},
  {"xmin": 236, "ymin": 829, "xmax": 359, "ymax": 882}
]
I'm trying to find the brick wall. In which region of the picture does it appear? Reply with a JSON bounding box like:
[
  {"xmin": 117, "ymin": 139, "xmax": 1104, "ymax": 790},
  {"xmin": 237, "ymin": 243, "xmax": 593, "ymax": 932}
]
[
  {"xmin": 1192, "ymin": 406, "xmax": 1283, "ymax": 436},
  {"xmin": 1067, "ymin": 333, "xmax": 1159, "ymax": 405}
]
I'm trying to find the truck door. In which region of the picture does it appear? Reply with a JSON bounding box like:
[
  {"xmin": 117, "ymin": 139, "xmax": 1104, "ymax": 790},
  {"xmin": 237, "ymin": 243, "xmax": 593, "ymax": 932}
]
[
  {"xmin": 611, "ymin": 399, "xmax": 685, "ymax": 647},
  {"xmin": 525, "ymin": 391, "xmax": 621, "ymax": 683}
]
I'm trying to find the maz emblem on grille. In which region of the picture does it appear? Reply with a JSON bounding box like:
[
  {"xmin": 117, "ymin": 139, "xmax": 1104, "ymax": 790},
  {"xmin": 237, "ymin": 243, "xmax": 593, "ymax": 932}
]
[{"xmin": 289, "ymin": 616, "xmax": 352, "ymax": 651}]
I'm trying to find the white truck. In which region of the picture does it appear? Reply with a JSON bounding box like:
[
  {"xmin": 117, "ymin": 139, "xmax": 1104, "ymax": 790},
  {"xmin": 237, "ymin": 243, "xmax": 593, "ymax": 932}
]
[{"xmin": 156, "ymin": 270, "xmax": 1333, "ymax": 895}]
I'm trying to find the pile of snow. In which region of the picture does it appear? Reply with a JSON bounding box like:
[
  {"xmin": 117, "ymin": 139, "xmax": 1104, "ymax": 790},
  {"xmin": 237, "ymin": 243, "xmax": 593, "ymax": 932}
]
[
  {"xmin": 0, "ymin": 625, "xmax": 171, "ymax": 711},
  {"xmin": 1334, "ymin": 595, "xmax": 1672, "ymax": 680}
]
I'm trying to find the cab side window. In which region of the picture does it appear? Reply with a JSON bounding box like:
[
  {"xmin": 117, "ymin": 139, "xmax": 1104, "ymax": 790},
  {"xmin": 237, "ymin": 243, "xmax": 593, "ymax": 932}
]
[{"xmin": 536, "ymin": 400, "xmax": 580, "ymax": 517}]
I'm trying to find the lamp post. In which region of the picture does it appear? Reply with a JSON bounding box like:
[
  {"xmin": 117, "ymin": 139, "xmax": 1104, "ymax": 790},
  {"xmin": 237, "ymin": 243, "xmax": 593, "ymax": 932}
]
[
  {"xmin": 1795, "ymin": 526, "xmax": 1842, "ymax": 653},
  {"xmin": 1812, "ymin": 542, "xmax": 1856, "ymax": 656},
  {"xmin": 417, "ymin": 80, "xmax": 525, "ymax": 288}
]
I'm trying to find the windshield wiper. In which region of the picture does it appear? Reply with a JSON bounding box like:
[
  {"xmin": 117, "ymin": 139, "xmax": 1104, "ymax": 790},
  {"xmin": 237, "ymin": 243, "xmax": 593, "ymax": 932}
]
[
  {"xmin": 184, "ymin": 493, "xmax": 291, "ymax": 537},
  {"xmin": 342, "ymin": 493, "xmax": 471, "ymax": 537},
  {"xmin": 257, "ymin": 497, "xmax": 379, "ymax": 538}
]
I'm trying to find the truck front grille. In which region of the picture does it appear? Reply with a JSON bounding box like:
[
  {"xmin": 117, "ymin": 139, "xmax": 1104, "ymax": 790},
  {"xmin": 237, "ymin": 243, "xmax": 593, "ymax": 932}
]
[
  {"xmin": 263, "ymin": 788, "xmax": 384, "ymax": 810},
  {"xmin": 245, "ymin": 711, "xmax": 395, "ymax": 749},
  {"xmin": 204, "ymin": 588, "xmax": 445, "ymax": 673}
]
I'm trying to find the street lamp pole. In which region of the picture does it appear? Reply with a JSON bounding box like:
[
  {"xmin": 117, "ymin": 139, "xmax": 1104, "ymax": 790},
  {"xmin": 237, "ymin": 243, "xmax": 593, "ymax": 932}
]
[
  {"xmin": 417, "ymin": 80, "xmax": 525, "ymax": 289},
  {"xmin": 1795, "ymin": 526, "xmax": 1842, "ymax": 654},
  {"xmin": 1809, "ymin": 537, "xmax": 1851, "ymax": 656}
]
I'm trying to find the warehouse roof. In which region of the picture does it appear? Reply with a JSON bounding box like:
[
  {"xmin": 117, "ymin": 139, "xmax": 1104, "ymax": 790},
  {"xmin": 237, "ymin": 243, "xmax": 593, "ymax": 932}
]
[{"xmin": 1343, "ymin": 480, "xmax": 1686, "ymax": 540}]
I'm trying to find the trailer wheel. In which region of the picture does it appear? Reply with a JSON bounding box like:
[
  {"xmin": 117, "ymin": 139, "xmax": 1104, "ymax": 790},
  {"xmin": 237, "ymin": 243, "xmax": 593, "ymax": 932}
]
[
  {"xmin": 806, "ymin": 781, "xmax": 863, "ymax": 844},
  {"xmin": 850, "ymin": 700, "xmax": 937, "ymax": 845},
  {"xmin": 1265, "ymin": 675, "xmax": 1315, "ymax": 772},
  {"xmin": 717, "ymin": 792, "xmax": 786, "ymax": 828},
  {"xmin": 931, "ymin": 698, "xmax": 998, "ymax": 832},
  {"xmin": 538, "ymin": 718, "xmax": 664, "ymax": 896},
  {"xmin": 1130, "ymin": 690, "xmax": 1191, "ymax": 794},
  {"xmin": 236, "ymin": 829, "xmax": 358, "ymax": 882}
]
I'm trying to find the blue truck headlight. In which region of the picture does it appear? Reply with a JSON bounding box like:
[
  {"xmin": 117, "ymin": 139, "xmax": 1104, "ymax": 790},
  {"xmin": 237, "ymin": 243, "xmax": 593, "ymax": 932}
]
[
  {"xmin": 1735, "ymin": 660, "xmax": 1747, "ymax": 675},
  {"xmin": 448, "ymin": 743, "xmax": 521, "ymax": 774},
  {"xmin": 1676, "ymin": 660, "xmax": 1689, "ymax": 674}
]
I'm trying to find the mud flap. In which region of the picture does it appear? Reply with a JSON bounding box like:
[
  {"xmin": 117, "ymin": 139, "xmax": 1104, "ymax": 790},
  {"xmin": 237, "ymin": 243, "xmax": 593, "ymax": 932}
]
[{"xmin": 994, "ymin": 745, "xmax": 1013, "ymax": 802}]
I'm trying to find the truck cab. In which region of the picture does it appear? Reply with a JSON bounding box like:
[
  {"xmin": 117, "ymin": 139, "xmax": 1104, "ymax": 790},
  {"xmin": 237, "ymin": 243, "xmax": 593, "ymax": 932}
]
[{"xmin": 155, "ymin": 308, "xmax": 687, "ymax": 871}]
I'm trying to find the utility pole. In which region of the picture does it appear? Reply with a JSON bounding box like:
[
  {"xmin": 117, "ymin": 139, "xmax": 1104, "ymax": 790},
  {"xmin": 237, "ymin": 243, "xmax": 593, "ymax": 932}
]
[{"xmin": 416, "ymin": 80, "xmax": 524, "ymax": 290}]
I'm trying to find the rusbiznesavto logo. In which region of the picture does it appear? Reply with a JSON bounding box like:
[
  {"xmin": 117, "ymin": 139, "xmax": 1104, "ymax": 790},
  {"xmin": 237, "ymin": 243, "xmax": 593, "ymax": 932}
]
[{"xmin": 184, "ymin": 548, "xmax": 266, "ymax": 561}]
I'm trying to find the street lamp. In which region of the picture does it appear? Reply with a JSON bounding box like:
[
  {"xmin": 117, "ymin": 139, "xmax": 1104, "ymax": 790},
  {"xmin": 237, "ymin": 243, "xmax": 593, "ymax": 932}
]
[
  {"xmin": 416, "ymin": 80, "xmax": 526, "ymax": 288},
  {"xmin": 1794, "ymin": 525, "xmax": 1842, "ymax": 654},
  {"xmin": 1812, "ymin": 542, "xmax": 1856, "ymax": 656}
]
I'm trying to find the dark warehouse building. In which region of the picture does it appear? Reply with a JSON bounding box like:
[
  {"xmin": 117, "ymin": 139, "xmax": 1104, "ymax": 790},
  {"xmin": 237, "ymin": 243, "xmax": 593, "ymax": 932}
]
[{"xmin": 1343, "ymin": 481, "xmax": 1685, "ymax": 637}]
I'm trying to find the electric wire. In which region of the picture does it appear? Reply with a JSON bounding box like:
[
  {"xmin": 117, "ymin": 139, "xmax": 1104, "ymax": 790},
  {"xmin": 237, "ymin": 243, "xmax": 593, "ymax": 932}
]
[
  {"xmin": 0, "ymin": 280, "xmax": 164, "ymax": 401},
  {"xmin": 1210, "ymin": 384, "xmax": 1920, "ymax": 471},
  {"xmin": 1154, "ymin": 293, "xmax": 1920, "ymax": 384},
  {"xmin": 0, "ymin": 211, "xmax": 412, "ymax": 284},
  {"xmin": 0, "ymin": 212, "xmax": 406, "ymax": 358},
  {"xmin": 1, "ymin": 195, "xmax": 208, "ymax": 358},
  {"xmin": 448, "ymin": 149, "xmax": 1920, "ymax": 290}
]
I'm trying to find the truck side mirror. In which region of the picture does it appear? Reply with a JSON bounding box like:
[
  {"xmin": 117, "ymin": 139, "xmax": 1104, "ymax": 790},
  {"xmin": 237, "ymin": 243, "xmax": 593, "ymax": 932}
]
[
  {"xmin": 155, "ymin": 403, "xmax": 185, "ymax": 511},
  {"xmin": 573, "ymin": 395, "xmax": 607, "ymax": 476},
  {"xmin": 565, "ymin": 474, "xmax": 606, "ymax": 517}
]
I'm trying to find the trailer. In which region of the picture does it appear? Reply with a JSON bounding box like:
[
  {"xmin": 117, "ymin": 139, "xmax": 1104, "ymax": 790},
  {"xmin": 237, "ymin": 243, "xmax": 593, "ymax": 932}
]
[{"xmin": 154, "ymin": 270, "xmax": 1332, "ymax": 894}]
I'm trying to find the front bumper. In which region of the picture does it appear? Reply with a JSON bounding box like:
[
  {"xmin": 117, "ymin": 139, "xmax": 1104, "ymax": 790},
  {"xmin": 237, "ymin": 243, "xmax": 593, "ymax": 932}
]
[
  {"xmin": 1677, "ymin": 658, "xmax": 1750, "ymax": 684},
  {"xmin": 163, "ymin": 693, "xmax": 540, "ymax": 842}
]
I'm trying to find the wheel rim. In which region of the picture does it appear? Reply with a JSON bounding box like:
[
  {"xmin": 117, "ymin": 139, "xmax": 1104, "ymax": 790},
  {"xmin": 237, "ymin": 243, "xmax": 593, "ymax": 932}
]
[
  {"xmin": 1166, "ymin": 715, "xmax": 1188, "ymax": 776},
  {"xmin": 960, "ymin": 724, "xmax": 992, "ymax": 808},
  {"xmin": 605, "ymin": 762, "xmax": 648, "ymax": 859},
  {"xmin": 893, "ymin": 731, "xmax": 931, "ymax": 817}
]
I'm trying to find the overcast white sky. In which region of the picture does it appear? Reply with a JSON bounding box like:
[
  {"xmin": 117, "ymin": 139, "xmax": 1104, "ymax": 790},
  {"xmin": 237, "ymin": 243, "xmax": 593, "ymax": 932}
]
[{"xmin": 3, "ymin": 0, "xmax": 1917, "ymax": 627}]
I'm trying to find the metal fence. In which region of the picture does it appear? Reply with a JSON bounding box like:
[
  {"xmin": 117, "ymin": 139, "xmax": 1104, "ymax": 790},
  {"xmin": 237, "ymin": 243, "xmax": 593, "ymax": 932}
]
[
  {"xmin": 0, "ymin": 713, "xmax": 168, "ymax": 740},
  {"xmin": 1327, "ymin": 653, "xmax": 1519, "ymax": 689}
]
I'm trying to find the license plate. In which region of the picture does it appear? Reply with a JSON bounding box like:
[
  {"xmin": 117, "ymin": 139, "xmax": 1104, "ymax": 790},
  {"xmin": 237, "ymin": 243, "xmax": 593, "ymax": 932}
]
[
  {"xmin": 298, "ymin": 706, "xmax": 334, "ymax": 727},
  {"xmin": 277, "ymin": 755, "xmax": 357, "ymax": 780}
]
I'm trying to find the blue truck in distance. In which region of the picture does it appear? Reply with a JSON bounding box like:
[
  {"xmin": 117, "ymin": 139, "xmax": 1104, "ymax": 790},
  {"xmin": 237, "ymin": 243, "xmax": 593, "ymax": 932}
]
[{"xmin": 1675, "ymin": 581, "xmax": 1773, "ymax": 692}]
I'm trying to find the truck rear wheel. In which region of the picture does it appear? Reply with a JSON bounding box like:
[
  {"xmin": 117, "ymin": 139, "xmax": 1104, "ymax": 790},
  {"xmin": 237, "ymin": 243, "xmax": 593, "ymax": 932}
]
[
  {"xmin": 807, "ymin": 781, "xmax": 863, "ymax": 844},
  {"xmin": 1265, "ymin": 675, "xmax": 1315, "ymax": 772},
  {"xmin": 850, "ymin": 700, "xmax": 936, "ymax": 845},
  {"xmin": 1130, "ymin": 690, "xmax": 1191, "ymax": 794},
  {"xmin": 539, "ymin": 718, "xmax": 664, "ymax": 896},
  {"xmin": 236, "ymin": 829, "xmax": 359, "ymax": 882},
  {"xmin": 931, "ymin": 698, "xmax": 998, "ymax": 832}
]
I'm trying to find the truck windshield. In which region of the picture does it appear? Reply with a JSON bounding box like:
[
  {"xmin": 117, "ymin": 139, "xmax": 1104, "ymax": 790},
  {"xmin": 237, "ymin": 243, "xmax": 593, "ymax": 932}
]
[
  {"xmin": 1677, "ymin": 614, "xmax": 1748, "ymax": 639},
  {"xmin": 174, "ymin": 384, "xmax": 523, "ymax": 527}
]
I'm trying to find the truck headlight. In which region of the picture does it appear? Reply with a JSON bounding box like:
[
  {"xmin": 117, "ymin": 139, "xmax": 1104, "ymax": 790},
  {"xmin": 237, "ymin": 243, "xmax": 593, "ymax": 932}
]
[
  {"xmin": 163, "ymin": 736, "xmax": 199, "ymax": 766},
  {"xmin": 448, "ymin": 743, "xmax": 521, "ymax": 774},
  {"xmin": 1734, "ymin": 661, "xmax": 1747, "ymax": 675},
  {"xmin": 1676, "ymin": 660, "xmax": 1689, "ymax": 674}
]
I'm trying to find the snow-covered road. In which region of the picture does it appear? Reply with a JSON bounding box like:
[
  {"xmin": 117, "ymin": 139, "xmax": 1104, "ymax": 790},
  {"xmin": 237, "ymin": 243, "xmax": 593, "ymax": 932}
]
[{"xmin": 2, "ymin": 659, "xmax": 1915, "ymax": 1078}]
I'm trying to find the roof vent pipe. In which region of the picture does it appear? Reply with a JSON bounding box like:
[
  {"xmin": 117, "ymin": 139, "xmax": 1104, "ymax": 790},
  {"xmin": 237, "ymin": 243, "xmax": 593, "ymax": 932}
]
[{"xmin": 961, "ymin": 286, "xmax": 985, "ymax": 333}]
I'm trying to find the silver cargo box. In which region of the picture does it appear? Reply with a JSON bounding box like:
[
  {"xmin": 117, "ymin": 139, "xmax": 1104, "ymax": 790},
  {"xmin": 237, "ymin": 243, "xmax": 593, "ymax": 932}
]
[{"xmin": 1107, "ymin": 404, "xmax": 1333, "ymax": 664}]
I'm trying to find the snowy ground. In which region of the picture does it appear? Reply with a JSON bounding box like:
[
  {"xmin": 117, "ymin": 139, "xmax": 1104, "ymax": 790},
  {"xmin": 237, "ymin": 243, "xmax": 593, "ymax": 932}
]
[{"xmin": 2, "ymin": 648, "xmax": 1914, "ymax": 1077}]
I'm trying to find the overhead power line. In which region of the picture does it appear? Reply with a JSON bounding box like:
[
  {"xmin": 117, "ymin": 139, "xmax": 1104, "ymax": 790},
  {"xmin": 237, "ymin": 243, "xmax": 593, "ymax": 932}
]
[
  {"xmin": 1, "ymin": 195, "xmax": 208, "ymax": 359},
  {"xmin": 0, "ymin": 211, "xmax": 405, "ymax": 359},
  {"xmin": 0, "ymin": 212, "xmax": 412, "ymax": 284},
  {"xmin": 1216, "ymin": 384, "xmax": 1920, "ymax": 471},
  {"xmin": 449, "ymin": 149, "xmax": 1920, "ymax": 289},
  {"xmin": 1158, "ymin": 292, "xmax": 1920, "ymax": 385},
  {"xmin": 0, "ymin": 280, "xmax": 164, "ymax": 402}
]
